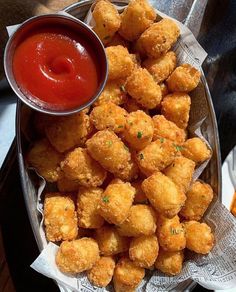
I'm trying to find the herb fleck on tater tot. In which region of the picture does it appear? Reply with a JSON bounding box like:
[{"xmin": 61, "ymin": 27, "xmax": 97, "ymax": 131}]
[
  {"xmin": 106, "ymin": 45, "xmax": 135, "ymax": 80},
  {"xmin": 167, "ymin": 63, "xmax": 201, "ymax": 92},
  {"xmin": 143, "ymin": 51, "xmax": 177, "ymax": 84},
  {"xmin": 152, "ymin": 115, "xmax": 186, "ymax": 144},
  {"xmin": 98, "ymin": 180, "xmax": 135, "ymax": 225},
  {"xmin": 44, "ymin": 193, "xmax": 78, "ymax": 242},
  {"xmin": 142, "ymin": 172, "xmax": 186, "ymax": 218},
  {"xmin": 118, "ymin": 0, "xmax": 156, "ymax": 41},
  {"xmin": 157, "ymin": 215, "xmax": 186, "ymax": 252},
  {"xmin": 180, "ymin": 181, "xmax": 214, "ymax": 221},
  {"xmin": 87, "ymin": 256, "xmax": 115, "ymax": 287},
  {"xmin": 93, "ymin": 0, "xmax": 121, "ymax": 45},
  {"xmin": 56, "ymin": 238, "xmax": 99, "ymax": 274},
  {"xmin": 129, "ymin": 235, "xmax": 159, "ymax": 268},
  {"xmin": 95, "ymin": 225, "xmax": 130, "ymax": 256},
  {"xmin": 90, "ymin": 102, "xmax": 128, "ymax": 133},
  {"xmin": 181, "ymin": 137, "xmax": 211, "ymax": 163},
  {"xmin": 117, "ymin": 204, "xmax": 157, "ymax": 237},
  {"xmin": 125, "ymin": 68, "xmax": 162, "ymax": 109},
  {"xmin": 113, "ymin": 257, "xmax": 145, "ymax": 291},
  {"xmin": 60, "ymin": 147, "xmax": 107, "ymax": 187},
  {"xmin": 184, "ymin": 221, "xmax": 215, "ymax": 254},
  {"xmin": 27, "ymin": 139, "xmax": 63, "ymax": 182},
  {"xmin": 124, "ymin": 110, "xmax": 154, "ymax": 150},
  {"xmin": 77, "ymin": 187, "xmax": 104, "ymax": 229},
  {"xmin": 163, "ymin": 156, "xmax": 195, "ymax": 193},
  {"xmin": 136, "ymin": 19, "xmax": 180, "ymax": 58},
  {"xmin": 161, "ymin": 93, "xmax": 191, "ymax": 129},
  {"xmin": 155, "ymin": 249, "xmax": 184, "ymax": 276}
]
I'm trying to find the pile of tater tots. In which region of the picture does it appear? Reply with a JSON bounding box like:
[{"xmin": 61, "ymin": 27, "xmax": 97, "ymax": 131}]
[{"xmin": 27, "ymin": 0, "xmax": 215, "ymax": 290}]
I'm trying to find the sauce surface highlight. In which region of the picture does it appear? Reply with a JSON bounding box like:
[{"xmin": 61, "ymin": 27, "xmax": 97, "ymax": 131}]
[{"xmin": 13, "ymin": 26, "xmax": 99, "ymax": 110}]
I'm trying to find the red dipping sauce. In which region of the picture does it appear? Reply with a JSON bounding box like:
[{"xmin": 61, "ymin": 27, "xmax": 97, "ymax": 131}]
[{"xmin": 13, "ymin": 26, "xmax": 99, "ymax": 110}]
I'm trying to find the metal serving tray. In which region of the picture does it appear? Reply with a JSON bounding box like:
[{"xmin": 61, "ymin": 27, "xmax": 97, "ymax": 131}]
[{"xmin": 16, "ymin": 0, "xmax": 222, "ymax": 290}]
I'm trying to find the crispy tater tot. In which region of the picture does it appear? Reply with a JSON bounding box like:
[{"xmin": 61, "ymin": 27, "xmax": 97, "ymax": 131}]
[
  {"xmin": 156, "ymin": 215, "xmax": 186, "ymax": 252},
  {"xmin": 130, "ymin": 53, "xmax": 142, "ymax": 69},
  {"xmin": 181, "ymin": 137, "xmax": 211, "ymax": 163},
  {"xmin": 180, "ymin": 181, "xmax": 214, "ymax": 221},
  {"xmin": 152, "ymin": 115, "xmax": 186, "ymax": 144},
  {"xmin": 94, "ymin": 79, "xmax": 127, "ymax": 107},
  {"xmin": 77, "ymin": 187, "xmax": 104, "ymax": 229},
  {"xmin": 56, "ymin": 238, "xmax": 99, "ymax": 274},
  {"xmin": 123, "ymin": 97, "xmax": 145, "ymax": 113},
  {"xmin": 129, "ymin": 235, "xmax": 159, "ymax": 268},
  {"xmin": 90, "ymin": 102, "xmax": 128, "ymax": 133},
  {"xmin": 45, "ymin": 112, "xmax": 92, "ymax": 153},
  {"xmin": 125, "ymin": 68, "xmax": 162, "ymax": 109},
  {"xmin": 93, "ymin": 0, "xmax": 121, "ymax": 45},
  {"xmin": 155, "ymin": 249, "xmax": 184, "ymax": 276},
  {"xmin": 160, "ymin": 82, "xmax": 169, "ymax": 97},
  {"xmin": 95, "ymin": 226, "xmax": 130, "ymax": 256},
  {"xmin": 167, "ymin": 63, "xmax": 201, "ymax": 92},
  {"xmin": 184, "ymin": 221, "xmax": 215, "ymax": 254},
  {"xmin": 44, "ymin": 193, "xmax": 78, "ymax": 242},
  {"xmin": 106, "ymin": 45, "xmax": 135, "ymax": 80},
  {"xmin": 137, "ymin": 19, "xmax": 180, "ymax": 58},
  {"xmin": 161, "ymin": 93, "xmax": 191, "ymax": 129},
  {"xmin": 27, "ymin": 139, "xmax": 63, "ymax": 182},
  {"xmin": 117, "ymin": 205, "xmax": 157, "ymax": 237},
  {"xmin": 132, "ymin": 181, "xmax": 148, "ymax": 204},
  {"xmin": 143, "ymin": 51, "xmax": 177, "ymax": 84},
  {"xmin": 98, "ymin": 180, "xmax": 135, "ymax": 225},
  {"xmin": 86, "ymin": 130, "xmax": 135, "ymax": 180},
  {"xmin": 57, "ymin": 174, "xmax": 80, "ymax": 192},
  {"xmin": 118, "ymin": 0, "xmax": 156, "ymax": 41},
  {"xmin": 60, "ymin": 148, "xmax": 107, "ymax": 187},
  {"xmin": 136, "ymin": 138, "xmax": 177, "ymax": 176},
  {"xmin": 163, "ymin": 156, "xmax": 195, "ymax": 193},
  {"xmin": 107, "ymin": 33, "xmax": 130, "ymax": 48},
  {"xmin": 123, "ymin": 110, "xmax": 154, "ymax": 150},
  {"xmin": 142, "ymin": 172, "xmax": 186, "ymax": 218},
  {"xmin": 87, "ymin": 256, "xmax": 115, "ymax": 287},
  {"xmin": 113, "ymin": 257, "xmax": 145, "ymax": 292}
]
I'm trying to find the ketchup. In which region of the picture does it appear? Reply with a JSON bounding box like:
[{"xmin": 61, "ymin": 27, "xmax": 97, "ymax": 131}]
[{"xmin": 13, "ymin": 26, "xmax": 99, "ymax": 110}]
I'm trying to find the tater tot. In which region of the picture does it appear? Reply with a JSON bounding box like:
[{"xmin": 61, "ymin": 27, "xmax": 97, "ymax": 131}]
[
  {"xmin": 60, "ymin": 148, "xmax": 107, "ymax": 187},
  {"xmin": 86, "ymin": 130, "xmax": 135, "ymax": 180},
  {"xmin": 106, "ymin": 45, "xmax": 135, "ymax": 80},
  {"xmin": 123, "ymin": 97, "xmax": 145, "ymax": 113},
  {"xmin": 118, "ymin": 0, "xmax": 156, "ymax": 41},
  {"xmin": 129, "ymin": 235, "xmax": 159, "ymax": 268},
  {"xmin": 184, "ymin": 221, "xmax": 214, "ymax": 254},
  {"xmin": 27, "ymin": 139, "xmax": 63, "ymax": 182},
  {"xmin": 137, "ymin": 19, "xmax": 180, "ymax": 58},
  {"xmin": 155, "ymin": 249, "xmax": 184, "ymax": 276},
  {"xmin": 95, "ymin": 226, "xmax": 129, "ymax": 256},
  {"xmin": 107, "ymin": 33, "xmax": 130, "ymax": 48},
  {"xmin": 44, "ymin": 193, "xmax": 78, "ymax": 242},
  {"xmin": 57, "ymin": 174, "xmax": 80, "ymax": 192},
  {"xmin": 181, "ymin": 137, "xmax": 212, "ymax": 163},
  {"xmin": 180, "ymin": 181, "xmax": 213, "ymax": 221},
  {"xmin": 143, "ymin": 51, "xmax": 177, "ymax": 84},
  {"xmin": 156, "ymin": 215, "xmax": 186, "ymax": 252},
  {"xmin": 93, "ymin": 0, "xmax": 121, "ymax": 45},
  {"xmin": 125, "ymin": 68, "xmax": 162, "ymax": 109},
  {"xmin": 90, "ymin": 102, "xmax": 128, "ymax": 133},
  {"xmin": 77, "ymin": 187, "xmax": 104, "ymax": 229},
  {"xmin": 123, "ymin": 110, "xmax": 154, "ymax": 150},
  {"xmin": 117, "ymin": 205, "xmax": 156, "ymax": 237},
  {"xmin": 160, "ymin": 83, "xmax": 169, "ymax": 97},
  {"xmin": 167, "ymin": 63, "xmax": 201, "ymax": 92},
  {"xmin": 113, "ymin": 257, "xmax": 145, "ymax": 292},
  {"xmin": 163, "ymin": 156, "xmax": 195, "ymax": 193},
  {"xmin": 136, "ymin": 138, "xmax": 177, "ymax": 176},
  {"xmin": 152, "ymin": 115, "xmax": 186, "ymax": 144},
  {"xmin": 132, "ymin": 181, "xmax": 148, "ymax": 204},
  {"xmin": 161, "ymin": 93, "xmax": 191, "ymax": 129},
  {"xmin": 87, "ymin": 256, "xmax": 115, "ymax": 287},
  {"xmin": 98, "ymin": 180, "xmax": 135, "ymax": 225},
  {"xmin": 94, "ymin": 80, "xmax": 127, "ymax": 107},
  {"xmin": 34, "ymin": 112, "xmax": 53, "ymax": 136},
  {"xmin": 56, "ymin": 238, "xmax": 99, "ymax": 274},
  {"xmin": 45, "ymin": 112, "xmax": 92, "ymax": 153},
  {"xmin": 142, "ymin": 172, "xmax": 186, "ymax": 218}
]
